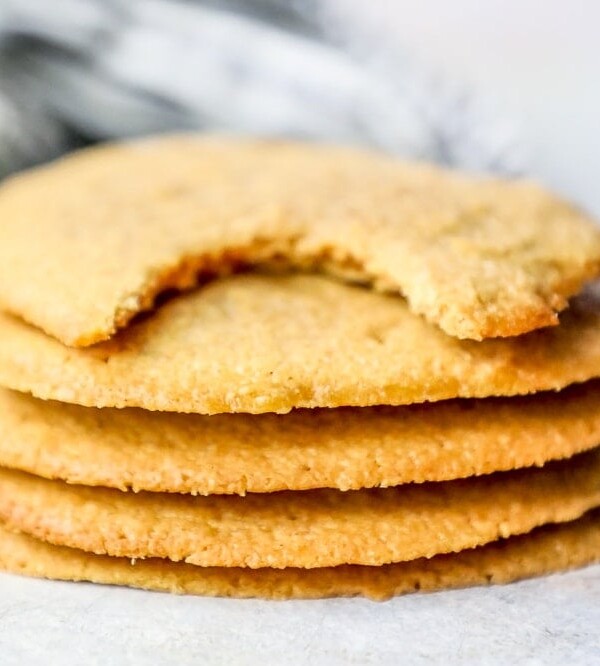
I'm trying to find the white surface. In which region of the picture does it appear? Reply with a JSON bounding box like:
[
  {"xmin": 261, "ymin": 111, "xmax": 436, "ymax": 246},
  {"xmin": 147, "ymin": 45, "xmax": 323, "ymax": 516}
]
[{"xmin": 1, "ymin": 564, "xmax": 599, "ymax": 665}]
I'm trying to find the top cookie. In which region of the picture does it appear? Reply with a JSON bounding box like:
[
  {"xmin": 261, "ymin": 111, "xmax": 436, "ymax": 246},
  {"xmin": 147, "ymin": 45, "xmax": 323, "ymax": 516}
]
[{"xmin": 0, "ymin": 135, "xmax": 597, "ymax": 346}]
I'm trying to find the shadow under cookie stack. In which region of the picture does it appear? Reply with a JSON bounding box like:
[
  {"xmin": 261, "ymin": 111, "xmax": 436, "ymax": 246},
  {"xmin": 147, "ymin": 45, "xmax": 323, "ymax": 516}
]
[{"xmin": 0, "ymin": 137, "xmax": 599, "ymax": 600}]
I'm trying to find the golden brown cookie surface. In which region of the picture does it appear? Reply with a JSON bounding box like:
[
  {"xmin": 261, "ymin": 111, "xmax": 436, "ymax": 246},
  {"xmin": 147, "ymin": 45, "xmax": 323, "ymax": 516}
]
[
  {"xmin": 0, "ymin": 136, "xmax": 598, "ymax": 346},
  {"xmin": 1, "ymin": 450, "xmax": 599, "ymax": 569},
  {"xmin": 1, "ymin": 513, "xmax": 599, "ymax": 600},
  {"xmin": 1, "ymin": 382, "xmax": 600, "ymax": 494},
  {"xmin": 2, "ymin": 275, "xmax": 600, "ymax": 413}
]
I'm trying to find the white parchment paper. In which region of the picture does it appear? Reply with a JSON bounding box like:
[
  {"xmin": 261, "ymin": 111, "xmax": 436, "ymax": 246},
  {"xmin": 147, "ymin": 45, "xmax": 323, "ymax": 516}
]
[{"xmin": 0, "ymin": 564, "xmax": 598, "ymax": 665}]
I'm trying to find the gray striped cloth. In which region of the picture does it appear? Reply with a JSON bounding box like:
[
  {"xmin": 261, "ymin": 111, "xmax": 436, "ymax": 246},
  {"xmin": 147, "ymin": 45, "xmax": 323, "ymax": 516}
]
[{"xmin": 0, "ymin": 0, "xmax": 525, "ymax": 177}]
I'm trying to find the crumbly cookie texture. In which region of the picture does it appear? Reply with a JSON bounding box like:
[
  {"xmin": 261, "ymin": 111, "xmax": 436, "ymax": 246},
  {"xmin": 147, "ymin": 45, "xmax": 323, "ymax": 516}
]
[
  {"xmin": 0, "ymin": 135, "xmax": 598, "ymax": 346},
  {"xmin": 0, "ymin": 451, "xmax": 598, "ymax": 569},
  {"xmin": 2, "ymin": 275, "xmax": 600, "ymax": 414},
  {"xmin": 2, "ymin": 513, "xmax": 599, "ymax": 600},
  {"xmin": 1, "ymin": 382, "xmax": 600, "ymax": 494}
]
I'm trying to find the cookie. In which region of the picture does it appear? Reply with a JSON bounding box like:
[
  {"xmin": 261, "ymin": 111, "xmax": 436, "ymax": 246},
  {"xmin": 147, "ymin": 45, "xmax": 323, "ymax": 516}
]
[
  {"xmin": 1, "ymin": 513, "xmax": 599, "ymax": 600},
  {"xmin": 1, "ymin": 450, "xmax": 598, "ymax": 568},
  {"xmin": 0, "ymin": 136, "xmax": 598, "ymax": 346},
  {"xmin": 1, "ymin": 382, "xmax": 600, "ymax": 494},
  {"xmin": 2, "ymin": 275, "xmax": 600, "ymax": 414}
]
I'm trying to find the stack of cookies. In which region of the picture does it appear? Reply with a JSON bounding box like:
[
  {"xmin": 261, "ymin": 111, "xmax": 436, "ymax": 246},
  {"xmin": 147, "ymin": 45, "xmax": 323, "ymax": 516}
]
[{"xmin": 0, "ymin": 137, "xmax": 599, "ymax": 600}]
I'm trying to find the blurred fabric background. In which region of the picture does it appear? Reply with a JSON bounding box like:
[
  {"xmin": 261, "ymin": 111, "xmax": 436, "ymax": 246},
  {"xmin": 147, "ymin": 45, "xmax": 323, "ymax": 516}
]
[{"xmin": 0, "ymin": 0, "xmax": 597, "ymax": 213}]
